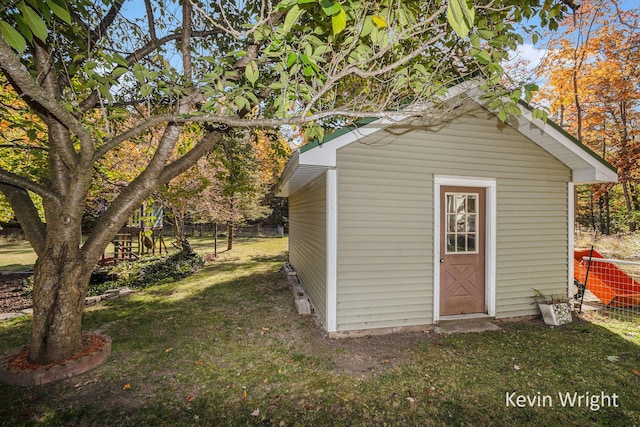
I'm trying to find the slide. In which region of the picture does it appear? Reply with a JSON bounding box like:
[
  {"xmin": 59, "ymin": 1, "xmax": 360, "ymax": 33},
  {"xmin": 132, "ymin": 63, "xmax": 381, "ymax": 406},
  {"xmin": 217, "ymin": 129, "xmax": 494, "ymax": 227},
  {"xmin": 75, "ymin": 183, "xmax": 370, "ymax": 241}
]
[{"xmin": 574, "ymin": 249, "xmax": 640, "ymax": 307}]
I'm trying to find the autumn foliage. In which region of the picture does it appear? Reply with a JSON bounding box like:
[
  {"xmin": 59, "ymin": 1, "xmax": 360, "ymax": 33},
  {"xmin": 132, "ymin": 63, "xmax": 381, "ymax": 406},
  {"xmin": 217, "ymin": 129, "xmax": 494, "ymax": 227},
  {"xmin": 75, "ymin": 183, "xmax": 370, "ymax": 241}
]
[{"xmin": 536, "ymin": 0, "xmax": 639, "ymax": 233}]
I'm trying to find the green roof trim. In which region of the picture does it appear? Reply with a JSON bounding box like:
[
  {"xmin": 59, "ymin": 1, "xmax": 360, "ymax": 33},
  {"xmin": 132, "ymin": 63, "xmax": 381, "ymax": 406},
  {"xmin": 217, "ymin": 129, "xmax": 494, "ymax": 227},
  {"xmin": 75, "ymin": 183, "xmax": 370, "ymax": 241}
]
[
  {"xmin": 299, "ymin": 117, "xmax": 379, "ymax": 154},
  {"xmin": 518, "ymin": 100, "xmax": 617, "ymax": 174}
]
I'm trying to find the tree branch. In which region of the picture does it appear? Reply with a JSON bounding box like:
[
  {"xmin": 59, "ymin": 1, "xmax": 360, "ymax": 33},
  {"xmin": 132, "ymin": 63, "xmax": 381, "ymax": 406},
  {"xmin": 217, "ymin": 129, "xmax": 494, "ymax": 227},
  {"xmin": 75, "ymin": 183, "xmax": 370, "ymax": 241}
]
[
  {"xmin": 182, "ymin": 0, "xmax": 193, "ymax": 84},
  {"xmin": 0, "ymin": 168, "xmax": 59, "ymax": 201},
  {"xmin": 158, "ymin": 131, "xmax": 223, "ymax": 186},
  {"xmin": 89, "ymin": 0, "xmax": 126, "ymax": 48},
  {"xmin": 144, "ymin": 0, "xmax": 157, "ymax": 41},
  {"xmin": 0, "ymin": 38, "xmax": 93, "ymax": 149},
  {"xmin": 32, "ymin": 42, "xmax": 81, "ymax": 176},
  {"xmin": 0, "ymin": 183, "xmax": 46, "ymax": 256}
]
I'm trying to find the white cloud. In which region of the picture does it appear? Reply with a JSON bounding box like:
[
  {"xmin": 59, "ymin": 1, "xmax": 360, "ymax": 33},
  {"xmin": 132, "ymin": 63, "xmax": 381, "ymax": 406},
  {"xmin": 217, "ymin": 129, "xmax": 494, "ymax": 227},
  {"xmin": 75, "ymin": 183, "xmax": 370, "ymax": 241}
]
[{"xmin": 505, "ymin": 43, "xmax": 548, "ymax": 83}]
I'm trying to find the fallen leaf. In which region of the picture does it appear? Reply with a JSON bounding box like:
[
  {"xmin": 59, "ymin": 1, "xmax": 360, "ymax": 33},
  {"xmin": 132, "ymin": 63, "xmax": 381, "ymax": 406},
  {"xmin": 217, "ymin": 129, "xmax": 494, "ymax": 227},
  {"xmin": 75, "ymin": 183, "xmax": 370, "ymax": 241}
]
[
  {"xmin": 122, "ymin": 383, "xmax": 131, "ymax": 390},
  {"xmin": 279, "ymin": 422, "xmax": 285, "ymax": 427},
  {"xmin": 251, "ymin": 408, "xmax": 260, "ymax": 417},
  {"xmin": 242, "ymin": 388, "xmax": 248, "ymax": 400},
  {"xmin": 406, "ymin": 397, "xmax": 416, "ymax": 404},
  {"xmin": 632, "ymin": 369, "xmax": 640, "ymax": 376},
  {"xmin": 261, "ymin": 327, "xmax": 270, "ymax": 332},
  {"xmin": 263, "ymin": 378, "xmax": 269, "ymax": 383},
  {"xmin": 607, "ymin": 355, "xmax": 620, "ymax": 362},
  {"xmin": 194, "ymin": 361, "xmax": 203, "ymax": 365},
  {"xmin": 165, "ymin": 347, "xmax": 174, "ymax": 353},
  {"xmin": 186, "ymin": 394, "xmax": 195, "ymax": 402}
]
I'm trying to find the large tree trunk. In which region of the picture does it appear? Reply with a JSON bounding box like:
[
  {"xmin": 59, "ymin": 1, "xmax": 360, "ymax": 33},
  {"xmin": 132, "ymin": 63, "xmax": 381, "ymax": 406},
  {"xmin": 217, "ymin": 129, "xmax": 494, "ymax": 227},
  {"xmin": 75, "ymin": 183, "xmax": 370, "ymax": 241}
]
[{"xmin": 29, "ymin": 243, "xmax": 93, "ymax": 364}]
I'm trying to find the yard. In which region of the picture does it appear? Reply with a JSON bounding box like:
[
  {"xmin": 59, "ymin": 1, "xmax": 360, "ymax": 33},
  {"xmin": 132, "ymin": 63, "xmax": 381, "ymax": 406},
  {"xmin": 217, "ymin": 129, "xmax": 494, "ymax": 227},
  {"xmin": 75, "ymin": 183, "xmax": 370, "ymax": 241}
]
[{"xmin": 0, "ymin": 235, "xmax": 639, "ymax": 426}]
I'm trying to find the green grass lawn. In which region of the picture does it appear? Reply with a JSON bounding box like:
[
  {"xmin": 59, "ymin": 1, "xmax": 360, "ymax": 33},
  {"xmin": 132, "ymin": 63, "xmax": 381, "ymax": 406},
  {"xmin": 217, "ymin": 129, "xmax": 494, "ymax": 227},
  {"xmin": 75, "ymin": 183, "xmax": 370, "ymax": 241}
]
[
  {"xmin": 0, "ymin": 239, "xmax": 37, "ymax": 271},
  {"xmin": 0, "ymin": 235, "xmax": 639, "ymax": 426}
]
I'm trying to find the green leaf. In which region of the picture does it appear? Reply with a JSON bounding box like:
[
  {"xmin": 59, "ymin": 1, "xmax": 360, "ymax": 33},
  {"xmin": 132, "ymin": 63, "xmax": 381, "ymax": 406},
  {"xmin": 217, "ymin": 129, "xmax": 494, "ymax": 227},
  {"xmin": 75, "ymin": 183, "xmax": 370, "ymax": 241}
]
[
  {"xmin": 447, "ymin": 0, "xmax": 474, "ymax": 39},
  {"xmin": 245, "ymin": 60, "xmax": 259, "ymax": 85},
  {"xmin": 234, "ymin": 96, "xmax": 249, "ymax": 110},
  {"xmin": 532, "ymin": 32, "xmax": 539, "ymax": 44},
  {"xmin": 19, "ymin": 4, "xmax": 48, "ymax": 42},
  {"xmin": 469, "ymin": 33, "xmax": 480, "ymax": 49},
  {"xmin": 140, "ymin": 84, "xmax": 153, "ymax": 97},
  {"xmin": 0, "ymin": 21, "xmax": 27, "ymax": 52},
  {"xmin": 320, "ymin": 0, "xmax": 341, "ymax": 16},
  {"xmin": 477, "ymin": 29, "xmax": 493, "ymax": 40},
  {"xmin": 361, "ymin": 16, "xmax": 374, "ymax": 37},
  {"xmin": 331, "ymin": 7, "xmax": 346, "ymax": 35},
  {"xmin": 303, "ymin": 65, "xmax": 314, "ymax": 77},
  {"xmin": 286, "ymin": 52, "xmax": 297, "ymax": 68},
  {"xmin": 281, "ymin": 5, "xmax": 305, "ymax": 35},
  {"xmin": 532, "ymin": 108, "xmax": 548, "ymax": 122},
  {"xmin": 14, "ymin": 15, "xmax": 33, "ymax": 43},
  {"xmin": 498, "ymin": 107, "xmax": 507, "ymax": 122},
  {"xmin": 112, "ymin": 67, "xmax": 127, "ymax": 78},
  {"xmin": 112, "ymin": 52, "xmax": 129, "ymax": 67},
  {"xmin": 45, "ymin": 0, "xmax": 71, "ymax": 24},
  {"xmin": 475, "ymin": 49, "xmax": 491, "ymax": 64}
]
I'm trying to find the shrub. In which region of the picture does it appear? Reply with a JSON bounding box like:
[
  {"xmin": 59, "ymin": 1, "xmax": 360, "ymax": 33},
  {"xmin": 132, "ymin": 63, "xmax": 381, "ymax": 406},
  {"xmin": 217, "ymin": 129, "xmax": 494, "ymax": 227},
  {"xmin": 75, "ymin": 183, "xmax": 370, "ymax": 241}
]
[
  {"xmin": 18, "ymin": 251, "xmax": 204, "ymax": 298},
  {"xmin": 86, "ymin": 251, "xmax": 204, "ymax": 296}
]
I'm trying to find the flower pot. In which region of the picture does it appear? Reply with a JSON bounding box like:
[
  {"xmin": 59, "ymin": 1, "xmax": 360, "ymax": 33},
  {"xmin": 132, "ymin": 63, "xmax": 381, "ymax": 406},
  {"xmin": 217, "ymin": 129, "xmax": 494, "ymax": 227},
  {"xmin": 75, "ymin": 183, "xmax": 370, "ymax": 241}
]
[{"xmin": 538, "ymin": 303, "xmax": 572, "ymax": 326}]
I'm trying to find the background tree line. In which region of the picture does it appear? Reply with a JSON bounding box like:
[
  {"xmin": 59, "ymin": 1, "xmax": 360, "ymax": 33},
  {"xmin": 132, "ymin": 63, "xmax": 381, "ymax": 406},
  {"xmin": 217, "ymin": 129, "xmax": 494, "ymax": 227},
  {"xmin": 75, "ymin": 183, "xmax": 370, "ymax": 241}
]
[{"xmin": 535, "ymin": 0, "xmax": 639, "ymax": 234}]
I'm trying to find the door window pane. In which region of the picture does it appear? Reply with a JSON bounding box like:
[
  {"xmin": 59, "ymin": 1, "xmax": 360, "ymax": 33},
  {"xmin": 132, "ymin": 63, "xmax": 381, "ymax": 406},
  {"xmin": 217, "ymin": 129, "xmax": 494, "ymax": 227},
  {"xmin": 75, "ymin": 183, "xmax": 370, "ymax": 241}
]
[
  {"xmin": 445, "ymin": 192, "xmax": 479, "ymax": 254},
  {"xmin": 447, "ymin": 234, "xmax": 456, "ymax": 252}
]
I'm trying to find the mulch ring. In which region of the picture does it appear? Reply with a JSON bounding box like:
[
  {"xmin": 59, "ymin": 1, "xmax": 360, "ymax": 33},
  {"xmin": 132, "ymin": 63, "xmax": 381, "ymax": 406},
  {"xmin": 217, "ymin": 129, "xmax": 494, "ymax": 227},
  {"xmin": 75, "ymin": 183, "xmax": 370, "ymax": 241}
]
[
  {"xmin": 0, "ymin": 272, "xmax": 33, "ymax": 314},
  {"xmin": 0, "ymin": 334, "xmax": 112, "ymax": 386},
  {"xmin": 7, "ymin": 334, "xmax": 106, "ymax": 371}
]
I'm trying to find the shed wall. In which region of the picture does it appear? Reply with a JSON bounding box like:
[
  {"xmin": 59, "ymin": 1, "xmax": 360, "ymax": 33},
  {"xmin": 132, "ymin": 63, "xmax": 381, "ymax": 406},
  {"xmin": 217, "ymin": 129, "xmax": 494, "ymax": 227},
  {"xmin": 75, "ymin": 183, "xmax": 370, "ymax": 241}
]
[
  {"xmin": 288, "ymin": 173, "xmax": 327, "ymax": 325},
  {"xmin": 335, "ymin": 108, "xmax": 570, "ymax": 331}
]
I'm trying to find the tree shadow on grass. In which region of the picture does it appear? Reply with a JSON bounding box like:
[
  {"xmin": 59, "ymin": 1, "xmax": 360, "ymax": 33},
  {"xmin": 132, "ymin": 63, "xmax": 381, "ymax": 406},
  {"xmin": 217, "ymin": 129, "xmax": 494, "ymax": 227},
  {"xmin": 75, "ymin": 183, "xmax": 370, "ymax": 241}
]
[{"xmin": 1, "ymin": 257, "xmax": 638, "ymax": 426}]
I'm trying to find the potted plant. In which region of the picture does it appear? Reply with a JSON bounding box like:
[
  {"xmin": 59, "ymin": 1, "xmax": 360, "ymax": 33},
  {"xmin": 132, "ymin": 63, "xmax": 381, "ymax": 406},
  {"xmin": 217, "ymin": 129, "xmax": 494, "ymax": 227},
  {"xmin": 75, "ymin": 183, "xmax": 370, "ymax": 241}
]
[{"xmin": 531, "ymin": 289, "xmax": 572, "ymax": 326}]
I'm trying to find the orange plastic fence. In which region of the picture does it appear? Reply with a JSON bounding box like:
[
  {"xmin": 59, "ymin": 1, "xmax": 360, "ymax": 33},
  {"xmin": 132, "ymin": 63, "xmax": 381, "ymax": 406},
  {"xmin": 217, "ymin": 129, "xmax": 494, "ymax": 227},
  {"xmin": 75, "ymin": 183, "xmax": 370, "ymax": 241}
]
[{"xmin": 574, "ymin": 249, "xmax": 640, "ymax": 307}]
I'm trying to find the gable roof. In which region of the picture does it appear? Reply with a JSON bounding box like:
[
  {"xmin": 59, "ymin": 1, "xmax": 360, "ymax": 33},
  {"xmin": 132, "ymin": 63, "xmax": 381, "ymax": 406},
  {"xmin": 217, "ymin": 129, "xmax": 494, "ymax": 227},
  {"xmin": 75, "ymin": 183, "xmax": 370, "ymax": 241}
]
[{"xmin": 276, "ymin": 80, "xmax": 617, "ymax": 197}]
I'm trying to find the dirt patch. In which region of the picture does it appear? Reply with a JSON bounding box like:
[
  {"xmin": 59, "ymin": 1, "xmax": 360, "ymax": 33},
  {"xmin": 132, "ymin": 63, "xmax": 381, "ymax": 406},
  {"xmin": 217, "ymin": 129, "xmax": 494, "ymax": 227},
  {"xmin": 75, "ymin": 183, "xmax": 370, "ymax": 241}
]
[
  {"xmin": 283, "ymin": 313, "xmax": 435, "ymax": 378},
  {"xmin": 0, "ymin": 272, "xmax": 32, "ymax": 313}
]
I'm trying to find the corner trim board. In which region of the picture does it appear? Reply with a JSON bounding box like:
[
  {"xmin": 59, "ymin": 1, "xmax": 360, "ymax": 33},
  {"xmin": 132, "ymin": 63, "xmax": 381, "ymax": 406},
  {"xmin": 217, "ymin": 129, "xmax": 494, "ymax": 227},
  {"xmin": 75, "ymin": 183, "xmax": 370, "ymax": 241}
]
[{"xmin": 326, "ymin": 169, "xmax": 338, "ymax": 332}]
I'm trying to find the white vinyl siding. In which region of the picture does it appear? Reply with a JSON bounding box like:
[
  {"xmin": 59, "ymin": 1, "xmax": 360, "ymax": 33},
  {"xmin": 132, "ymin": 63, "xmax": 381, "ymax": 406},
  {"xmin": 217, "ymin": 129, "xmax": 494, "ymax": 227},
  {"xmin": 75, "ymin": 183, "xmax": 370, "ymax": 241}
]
[
  {"xmin": 288, "ymin": 174, "xmax": 327, "ymax": 325},
  {"xmin": 335, "ymin": 107, "xmax": 570, "ymax": 331}
]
